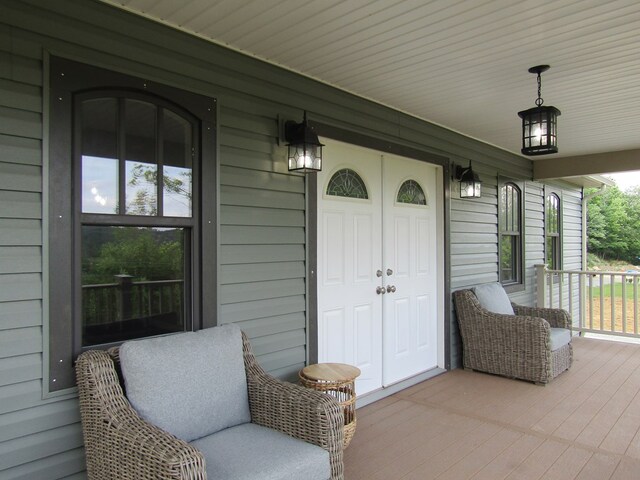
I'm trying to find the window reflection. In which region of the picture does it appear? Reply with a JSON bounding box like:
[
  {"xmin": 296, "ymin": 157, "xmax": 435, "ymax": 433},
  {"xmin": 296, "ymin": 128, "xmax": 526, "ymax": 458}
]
[
  {"xmin": 81, "ymin": 226, "xmax": 186, "ymax": 346},
  {"xmin": 125, "ymin": 100, "xmax": 157, "ymax": 215},
  {"xmin": 82, "ymin": 156, "xmax": 118, "ymax": 214},
  {"xmin": 163, "ymin": 109, "xmax": 192, "ymax": 217},
  {"xmin": 81, "ymin": 98, "xmax": 119, "ymax": 214}
]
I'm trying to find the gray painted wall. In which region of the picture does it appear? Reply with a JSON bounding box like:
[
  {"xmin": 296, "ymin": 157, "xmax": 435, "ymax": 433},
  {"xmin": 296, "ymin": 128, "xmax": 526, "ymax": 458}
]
[{"xmin": 0, "ymin": 0, "xmax": 583, "ymax": 478}]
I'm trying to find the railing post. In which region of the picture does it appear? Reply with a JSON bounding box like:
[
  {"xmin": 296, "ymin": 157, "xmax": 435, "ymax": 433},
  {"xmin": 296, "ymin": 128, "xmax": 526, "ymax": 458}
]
[
  {"xmin": 115, "ymin": 274, "xmax": 133, "ymax": 321},
  {"xmin": 536, "ymin": 264, "xmax": 547, "ymax": 308}
]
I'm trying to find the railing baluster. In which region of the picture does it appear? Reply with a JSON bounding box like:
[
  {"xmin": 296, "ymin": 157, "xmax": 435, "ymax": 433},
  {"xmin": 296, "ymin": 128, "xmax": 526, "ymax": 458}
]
[
  {"xmin": 589, "ymin": 275, "xmax": 594, "ymax": 330},
  {"xmin": 568, "ymin": 273, "xmax": 574, "ymax": 323},
  {"xmin": 622, "ymin": 275, "xmax": 627, "ymax": 335},
  {"xmin": 610, "ymin": 274, "xmax": 616, "ymax": 333},
  {"xmin": 578, "ymin": 273, "xmax": 584, "ymax": 333},
  {"xmin": 599, "ymin": 274, "xmax": 605, "ymax": 332},
  {"xmin": 635, "ymin": 277, "xmax": 639, "ymax": 336}
]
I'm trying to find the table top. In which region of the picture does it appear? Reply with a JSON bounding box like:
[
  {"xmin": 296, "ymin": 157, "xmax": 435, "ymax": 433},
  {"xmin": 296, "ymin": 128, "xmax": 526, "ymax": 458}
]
[{"xmin": 301, "ymin": 363, "xmax": 361, "ymax": 382}]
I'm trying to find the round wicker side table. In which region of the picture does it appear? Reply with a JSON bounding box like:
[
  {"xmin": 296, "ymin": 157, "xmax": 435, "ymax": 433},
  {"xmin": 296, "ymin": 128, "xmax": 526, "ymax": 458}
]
[{"xmin": 299, "ymin": 363, "xmax": 361, "ymax": 448}]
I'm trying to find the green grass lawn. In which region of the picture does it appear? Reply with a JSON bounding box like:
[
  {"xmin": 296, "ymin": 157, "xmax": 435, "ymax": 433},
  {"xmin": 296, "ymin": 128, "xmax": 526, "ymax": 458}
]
[{"xmin": 592, "ymin": 281, "xmax": 639, "ymax": 299}]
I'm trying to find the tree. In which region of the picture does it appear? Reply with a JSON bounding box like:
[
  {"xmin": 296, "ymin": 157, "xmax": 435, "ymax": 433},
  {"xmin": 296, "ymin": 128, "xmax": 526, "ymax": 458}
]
[
  {"xmin": 82, "ymin": 227, "xmax": 184, "ymax": 285},
  {"xmin": 587, "ymin": 185, "xmax": 640, "ymax": 264}
]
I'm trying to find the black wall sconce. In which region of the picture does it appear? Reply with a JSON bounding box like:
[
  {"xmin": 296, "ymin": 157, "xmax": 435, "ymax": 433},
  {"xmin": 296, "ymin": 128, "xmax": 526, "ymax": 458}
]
[
  {"xmin": 454, "ymin": 161, "xmax": 482, "ymax": 198},
  {"xmin": 518, "ymin": 65, "xmax": 561, "ymax": 156},
  {"xmin": 284, "ymin": 111, "xmax": 324, "ymax": 173}
]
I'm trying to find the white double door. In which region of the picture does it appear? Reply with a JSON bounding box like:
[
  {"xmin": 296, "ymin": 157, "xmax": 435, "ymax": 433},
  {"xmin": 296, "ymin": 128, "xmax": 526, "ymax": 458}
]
[{"xmin": 318, "ymin": 139, "xmax": 441, "ymax": 395}]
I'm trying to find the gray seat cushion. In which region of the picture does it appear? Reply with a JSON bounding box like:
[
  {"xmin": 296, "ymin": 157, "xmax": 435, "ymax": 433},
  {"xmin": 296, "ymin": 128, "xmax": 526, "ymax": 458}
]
[
  {"xmin": 472, "ymin": 282, "xmax": 515, "ymax": 315},
  {"xmin": 191, "ymin": 423, "xmax": 330, "ymax": 480},
  {"xmin": 119, "ymin": 324, "xmax": 251, "ymax": 442},
  {"xmin": 550, "ymin": 327, "xmax": 571, "ymax": 351}
]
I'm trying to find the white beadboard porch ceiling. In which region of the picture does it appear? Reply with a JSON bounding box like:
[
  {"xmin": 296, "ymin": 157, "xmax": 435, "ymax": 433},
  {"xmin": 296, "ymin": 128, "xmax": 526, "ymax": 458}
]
[{"xmin": 100, "ymin": 0, "xmax": 640, "ymax": 161}]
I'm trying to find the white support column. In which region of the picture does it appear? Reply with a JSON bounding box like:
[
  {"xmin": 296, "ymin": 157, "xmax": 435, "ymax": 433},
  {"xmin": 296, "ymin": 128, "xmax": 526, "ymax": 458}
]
[{"xmin": 536, "ymin": 264, "xmax": 547, "ymax": 308}]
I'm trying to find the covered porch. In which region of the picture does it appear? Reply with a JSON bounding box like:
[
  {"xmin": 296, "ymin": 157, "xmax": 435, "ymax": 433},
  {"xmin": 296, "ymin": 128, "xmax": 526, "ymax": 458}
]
[{"xmin": 346, "ymin": 336, "xmax": 640, "ymax": 479}]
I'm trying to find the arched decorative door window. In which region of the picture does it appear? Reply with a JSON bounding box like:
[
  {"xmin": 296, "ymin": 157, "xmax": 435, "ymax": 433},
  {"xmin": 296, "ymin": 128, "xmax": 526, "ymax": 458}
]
[
  {"xmin": 396, "ymin": 179, "xmax": 427, "ymax": 205},
  {"xmin": 326, "ymin": 168, "xmax": 368, "ymax": 199}
]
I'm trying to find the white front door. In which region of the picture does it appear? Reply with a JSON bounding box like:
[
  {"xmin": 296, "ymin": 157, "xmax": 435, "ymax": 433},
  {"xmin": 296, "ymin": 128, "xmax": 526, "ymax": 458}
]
[
  {"xmin": 317, "ymin": 139, "xmax": 442, "ymax": 395},
  {"xmin": 317, "ymin": 141, "xmax": 383, "ymax": 394},
  {"xmin": 382, "ymin": 154, "xmax": 439, "ymax": 385}
]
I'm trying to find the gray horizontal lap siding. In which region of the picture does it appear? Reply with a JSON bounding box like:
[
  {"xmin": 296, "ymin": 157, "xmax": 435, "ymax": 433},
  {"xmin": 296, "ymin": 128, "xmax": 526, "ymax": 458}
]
[
  {"xmin": 218, "ymin": 116, "xmax": 308, "ymax": 380},
  {"xmin": 0, "ymin": 0, "xmax": 583, "ymax": 478}
]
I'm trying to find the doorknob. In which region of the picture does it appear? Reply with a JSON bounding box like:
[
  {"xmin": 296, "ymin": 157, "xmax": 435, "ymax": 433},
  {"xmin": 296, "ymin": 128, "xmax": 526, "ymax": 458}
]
[
  {"xmin": 386, "ymin": 285, "xmax": 396, "ymax": 293},
  {"xmin": 386, "ymin": 269, "xmax": 393, "ymax": 276},
  {"xmin": 376, "ymin": 269, "xmax": 383, "ymax": 277},
  {"xmin": 376, "ymin": 286, "xmax": 386, "ymax": 295}
]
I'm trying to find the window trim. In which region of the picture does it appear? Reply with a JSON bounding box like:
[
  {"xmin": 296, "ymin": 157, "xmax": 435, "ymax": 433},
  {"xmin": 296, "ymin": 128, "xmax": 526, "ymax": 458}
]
[
  {"xmin": 498, "ymin": 179, "xmax": 525, "ymax": 292},
  {"xmin": 48, "ymin": 56, "xmax": 217, "ymax": 393},
  {"xmin": 545, "ymin": 189, "xmax": 563, "ymax": 271}
]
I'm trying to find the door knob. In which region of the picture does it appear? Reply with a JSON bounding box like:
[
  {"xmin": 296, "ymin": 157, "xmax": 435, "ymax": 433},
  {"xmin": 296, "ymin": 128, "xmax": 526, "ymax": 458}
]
[
  {"xmin": 376, "ymin": 286, "xmax": 386, "ymax": 295},
  {"xmin": 386, "ymin": 285, "xmax": 396, "ymax": 293},
  {"xmin": 376, "ymin": 269, "xmax": 383, "ymax": 277},
  {"xmin": 386, "ymin": 269, "xmax": 393, "ymax": 276}
]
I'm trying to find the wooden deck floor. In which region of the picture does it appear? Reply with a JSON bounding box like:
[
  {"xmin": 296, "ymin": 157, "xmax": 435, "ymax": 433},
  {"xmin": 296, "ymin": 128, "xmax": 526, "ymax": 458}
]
[{"xmin": 344, "ymin": 337, "xmax": 640, "ymax": 479}]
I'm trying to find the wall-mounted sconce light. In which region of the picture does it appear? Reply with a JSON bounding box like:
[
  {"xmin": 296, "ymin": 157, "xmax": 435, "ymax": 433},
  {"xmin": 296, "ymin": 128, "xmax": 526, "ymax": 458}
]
[
  {"xmin": 518, "ymin": 65, "xmax": 561, "ymax": 156},
  {"xmin": 284, "ymin": 111, "xmax": 324, "ymax": 173},
  {"xmin": 455, "ymin": 162, "xmax": 482, "ymax": 198}
]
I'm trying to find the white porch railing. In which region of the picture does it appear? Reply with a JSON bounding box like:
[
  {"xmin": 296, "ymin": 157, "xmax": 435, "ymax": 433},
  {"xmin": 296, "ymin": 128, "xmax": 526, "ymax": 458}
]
[{"xmin": 536, "ymin": 264, "xmax": 640, "ymax": 339}]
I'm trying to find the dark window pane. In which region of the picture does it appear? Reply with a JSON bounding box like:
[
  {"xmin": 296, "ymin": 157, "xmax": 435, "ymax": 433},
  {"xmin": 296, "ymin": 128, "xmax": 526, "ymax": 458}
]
[
  {"xmin": 81, "ymin": 226, "xmax": 186, "ymax": 346},
  {"xmin": 546, "ymin": 194, "xmax": 559, "ymax": 234},
  {"xmin": 501, "ymin": 235, "xmax": 513, "ymax": 282},
  {"xmin": 125, "ymin": 100, "xmax": 157, "ymax": 215},
  {"xmin": 163, "ymin": 109, "xmax": 192, "ymax": 217},
  {"xmin": 81, "ymin": 98, "xmax": 119, "ymax": 214}
]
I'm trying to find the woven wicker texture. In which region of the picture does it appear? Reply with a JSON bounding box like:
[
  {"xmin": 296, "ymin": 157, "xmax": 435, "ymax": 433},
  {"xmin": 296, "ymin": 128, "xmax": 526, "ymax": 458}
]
[
  {"xmin": 453, "ymin": 289, "xmax": 573, "ymax": 384},
  {"xmin": 299, "ymin": 363, "xmax": 360, "ymax": 448},
  {"xmin": 76, "ymin": 331, "xmax": 344, "ymax": 480}
]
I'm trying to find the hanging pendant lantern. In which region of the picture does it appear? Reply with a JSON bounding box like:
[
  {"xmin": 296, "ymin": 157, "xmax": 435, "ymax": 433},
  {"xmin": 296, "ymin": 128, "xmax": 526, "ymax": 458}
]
[{"xmin": 518, "ymin": 65, "xmax": 561, "ymax": 156}]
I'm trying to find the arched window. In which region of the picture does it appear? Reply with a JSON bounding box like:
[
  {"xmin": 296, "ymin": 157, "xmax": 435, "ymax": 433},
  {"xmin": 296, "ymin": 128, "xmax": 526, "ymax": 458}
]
[
  {"xmin": 546, "ymin": 193, "xmax": 561, "ymax": 269},
  {"xmin": 397, "ymin": 180, "xmax": 427, "ymax": 205},
  {"xmin": 49, "ymin": 56, "xmax": 216, "ymax": 391},
  {"xmin": 499, "ymin": 182, "xmax": 523, "ymax": 286},
  {"xmin": 326, "ymin": 169, "xmax": 368, "ymax": 199}
]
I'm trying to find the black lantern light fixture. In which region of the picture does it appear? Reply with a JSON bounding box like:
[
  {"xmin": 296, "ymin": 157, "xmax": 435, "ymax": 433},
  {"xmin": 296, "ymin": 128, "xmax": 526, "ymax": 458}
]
[
  {"xmin": 284, "ymin": 111, "xmax": 324, "ymax": 173},
  {"xmin": 455, "ymin": 161, "xmax": 482, "ymax": 198},
  {"xmin": 518, "ymin": 65, "xmax": 561, "ymax": 156}
]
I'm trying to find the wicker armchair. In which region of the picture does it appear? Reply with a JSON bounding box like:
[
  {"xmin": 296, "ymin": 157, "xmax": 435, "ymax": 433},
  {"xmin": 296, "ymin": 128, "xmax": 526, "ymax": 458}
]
[
  {"xmin": 76, "ymin": 332, "xmax": 345, "ymax": 480},
  {"xmin": 453, "ymin": 289, "xmax": 573, "ymax": 384}
]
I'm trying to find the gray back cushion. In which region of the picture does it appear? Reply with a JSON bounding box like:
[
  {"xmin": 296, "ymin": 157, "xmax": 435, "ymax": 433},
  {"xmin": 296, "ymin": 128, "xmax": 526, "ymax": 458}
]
[
  {"xmin": 120, "ymin": 324, "xmax": 251, "ymax": 442},
  {"xmin": 472, "ymin": 282, "xmax": 515, "ymax": 315}
]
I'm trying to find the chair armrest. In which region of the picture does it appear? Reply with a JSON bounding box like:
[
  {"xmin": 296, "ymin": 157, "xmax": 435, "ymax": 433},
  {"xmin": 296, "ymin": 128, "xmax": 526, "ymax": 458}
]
[
  {"xmin": 241, "ymin": 334, "xmax": 344, "ymax": 480},
  {"xmin": 512, "ymin": 303, "xmax": 571, "ymax": 329},
  {"xmin": 76, "ymin": 350, "xmax": 206, "ymax": 480}
]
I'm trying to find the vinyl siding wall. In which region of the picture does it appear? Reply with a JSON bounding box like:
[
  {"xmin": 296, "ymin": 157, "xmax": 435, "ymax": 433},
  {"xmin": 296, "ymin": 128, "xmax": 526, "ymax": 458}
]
[{"xmin": 0, "ymin": 0, "xmax": 582, "ymax": 478}]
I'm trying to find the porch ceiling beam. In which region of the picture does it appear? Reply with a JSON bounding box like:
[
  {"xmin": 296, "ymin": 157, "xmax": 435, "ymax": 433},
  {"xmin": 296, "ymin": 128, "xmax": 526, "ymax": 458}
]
[{"xmin": 533, "ymin": 149, "xmax": 640, "ymax": 180}]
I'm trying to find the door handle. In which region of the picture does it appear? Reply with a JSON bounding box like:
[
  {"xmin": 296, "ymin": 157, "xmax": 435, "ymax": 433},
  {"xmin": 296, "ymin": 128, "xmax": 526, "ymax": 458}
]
[
  {"xmin": 386, "ymin": 285, "xmax": 396, "ymax": 293},
  {"xmin": 376, "ymin": 286, "xmax": 386, "ymax": 295},
  {"xmin": 386, "ymin": 269, "xmax": 393, "ymax": 276}
]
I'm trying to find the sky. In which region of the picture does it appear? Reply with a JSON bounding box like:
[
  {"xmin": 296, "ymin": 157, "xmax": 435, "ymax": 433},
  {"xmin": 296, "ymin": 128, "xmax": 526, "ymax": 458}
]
[{"xmin": 606, "ymin": 170, "xmax": 640, "ymax": 192}]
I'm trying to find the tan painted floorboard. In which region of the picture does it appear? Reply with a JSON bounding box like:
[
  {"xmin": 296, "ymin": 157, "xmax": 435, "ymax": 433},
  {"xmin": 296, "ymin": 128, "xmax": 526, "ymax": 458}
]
[{"xmin": 344, "ymin": 337, "xmax": 640, "ymax": 479}]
